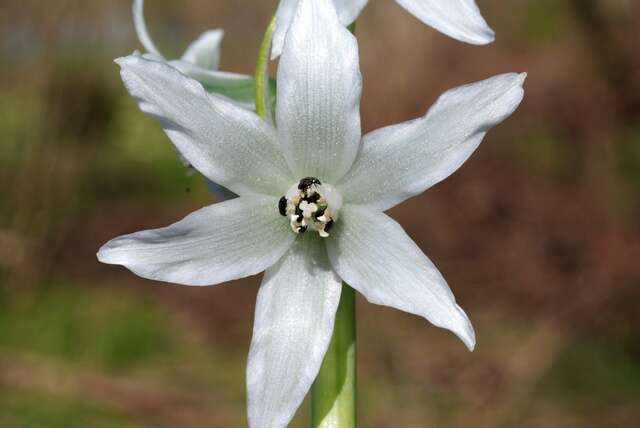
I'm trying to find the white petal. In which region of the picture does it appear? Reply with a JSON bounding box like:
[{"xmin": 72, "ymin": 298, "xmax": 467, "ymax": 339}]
[
  {"xmin": 272, "ymin": 0, "xmax": 368, "ymax": 59},
  {"xmin": 396, "ymin": 0, "xmax": 494, "ymax": 44},
  {"xmin": 167, "ymin": 59, "xmax": 257, "ymax": 109},
  {"xmin": 97, "ymin": 196, "xmax": 294, "ymax": 286},
  {"xmin": 132, "ymin": 0, "xmax": 163, "ymax": 57},
  {"xmin": 333, "ymin": 0, "xmax": 368, "ymax": 26},
  {"xmin": 326, "ymin": 205, "xmax": 475, "ymax": 350},
  {"xmin": 339, "ymin": 73, "xmax": 526, "ymax": 211},
  {"xmin": 247, "ymin": 236, "xmax": 342, "ymax": 428},
  {"xmin": 276, "ymin": 0, "xmax": 362, "ymax": 183},
  {"xmin": 271, "ymin": 0, "xmax": 299, "ymax": 60},
  {"xmin": 117, "ymin": 55, "xmax": 292, "ymax": 197},
  {"xmin": 181, "ymin": 29, "xmax": 224, "ymax": 70}
]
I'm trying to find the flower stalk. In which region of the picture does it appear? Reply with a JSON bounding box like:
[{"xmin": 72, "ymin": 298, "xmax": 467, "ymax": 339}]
[
  {"xmin": 311, "ymin": 283, "xmax": 357, "ymax": 428},
  {"xmin": 255, "ymin": 16, "xmax": 276, "ymax": 120}
]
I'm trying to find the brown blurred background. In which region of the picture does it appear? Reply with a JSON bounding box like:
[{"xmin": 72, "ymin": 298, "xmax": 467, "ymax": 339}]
[{"xmin": 1, "ymin": 0, "xmax": 639, "ymax": 427}]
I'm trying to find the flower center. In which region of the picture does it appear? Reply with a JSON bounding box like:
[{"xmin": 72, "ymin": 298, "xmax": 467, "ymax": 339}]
[{"xmin": 278, "ymin": 177, "xmax": 342, "ymax": 238}]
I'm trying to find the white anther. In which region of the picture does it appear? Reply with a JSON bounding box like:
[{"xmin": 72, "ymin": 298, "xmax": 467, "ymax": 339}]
[
  {"xmin": 299, "ymin": 201, "xmax": 318, "ymax": 218},
  {"xmin": 281, "ymin": 179, "xmax": 342, "ymax": 238}
]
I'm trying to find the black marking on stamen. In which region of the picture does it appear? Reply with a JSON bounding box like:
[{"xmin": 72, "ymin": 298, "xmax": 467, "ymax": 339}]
[
  {"xmin": 278, "ymin": 197, "xmax": 287, "ymax": 216},
  {"xmin": 298, "ymin": 177, "xmax": 321, "ymax": 190},
  {"xmin": 324, "ymin": 220, "xmax": 334, "ymax": 233},
  {"xmin": 298, "ymin": 225, "xmax": 308, "ymax": 234},
  {"xmin": 315, "ymin": 208, "xmax": 325, "ymax": 220},
  {"xmin": 295, "ymin": 207, "xmax": 303, "ymax": 223},
  {"xmin": 306, "ymin": 193, "xmax": 320, "ymax": 203}
]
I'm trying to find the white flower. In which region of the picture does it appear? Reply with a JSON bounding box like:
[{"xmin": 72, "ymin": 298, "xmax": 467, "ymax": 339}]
[
  {"xmin": 272, "ymin": 0, "xmax": 495, "ymax": 58},
  {"xmin": 100, "ymin": 0, "xmax": 525, "ymax": 426},
  {"xmin": 133, "ymin": 0, "xmax": 256, "ymax": 108},
  {"xmin": 133, "ymin": 0, "xmax": 245, "ymax": 200}
]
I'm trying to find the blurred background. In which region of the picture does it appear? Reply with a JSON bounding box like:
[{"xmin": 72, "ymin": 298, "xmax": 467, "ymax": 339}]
[{"xmin": 1, "ymin": 0, "xmax": 639, "ymax": 427}]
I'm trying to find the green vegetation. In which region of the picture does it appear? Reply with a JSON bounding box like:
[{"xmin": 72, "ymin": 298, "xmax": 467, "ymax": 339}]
[
  {"xmin": 0, "ymin": 285, "xmax": 173, "ymax": 371},
  {"xmin": 520, "ymin": 0, "xmax": 569, "ymax": 46},
  {"xmin": 512, "ymin": 130, "xmax": 583, "ymax": 181},
  {"xmin": 0, "ymin": 391, "xmax": 139, "ymax": 428},
  {"xmin": 544, "ymin": 337, "xmax": 640, "ymax": 404},
  {"xmin": 616, "ymin": 127, "xmax": 640, "ymax": 189}
]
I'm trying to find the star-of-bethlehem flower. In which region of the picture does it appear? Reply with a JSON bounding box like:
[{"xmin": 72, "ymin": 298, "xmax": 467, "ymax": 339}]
[
  {"xmin": 133, "ymin": 0, "xmax": 256, "ymax": 109},
  {"xmin": 133, "ymin": 0, "xmax": 244, "ymax": 200},
  {"xmin": 99, "ymin": 0, "xmax": 525, "ymax": 426},
  {"xmin": 272, "ymin": 0, "xmax": 495, "ymax": 58}
]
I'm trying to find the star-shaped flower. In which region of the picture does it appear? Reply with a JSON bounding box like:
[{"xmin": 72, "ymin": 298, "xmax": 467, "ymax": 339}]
[
  {"xmin": 100, "ymin": 0, "xmax": 525, "ymax": 426},
  {"xmin": 133, "ymin": 0, "xmax": 256, "ymax": 108},
  {"xmin": 272, "ymin": 0, "xmax": 495, "ymax": 58}
]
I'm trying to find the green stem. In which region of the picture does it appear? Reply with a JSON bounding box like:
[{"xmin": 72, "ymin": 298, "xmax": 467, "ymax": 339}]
[
  {"xmin": 311, "ymin": 284, "xmax": 357, "ymax": 428},
  {"xmin": 255, "ymin": 16, "xmax": 276, "ymax": 120}
]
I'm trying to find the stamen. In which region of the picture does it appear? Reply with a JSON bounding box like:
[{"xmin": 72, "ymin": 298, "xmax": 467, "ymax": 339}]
[
  {"xmin": 278, "ymin": 197, "xmax": 287, "ymax": 217},
  {"xmin": 298, "ymin": 177, "xmax": 322, "ymax": 191},
  {"xmin": 324, "ymin": 220, "xmax": 334, "ymax": 233},
  {"xmin": 299, "ymin": 200, "xmax": 318, "ymax": 219},
  {"xmin": 279, "ymin": 177, "xmax": 341, "ymax": 238},
  {"xmin": 306, "ymin": 193, "xmax": 320, "ymax": 203}
]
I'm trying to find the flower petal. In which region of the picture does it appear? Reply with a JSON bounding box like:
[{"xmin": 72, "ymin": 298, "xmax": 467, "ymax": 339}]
[
  {"xmin": 132, "ymin": 0, "xmax": 163, "ymax": 57},
  {"xmin": 181, "ymin": 29, "xmax": 224, "ymax": 70},
  {"xmin": 276, "ymin": 0, "xmax": 362, "ymax": 183},
  {"xmin": 117, "ymin": 54, "xmax": 292, "ymax": 196},
  {"xmin": 97, "ymin": 196, "xmax": 294, "ymax": 286},
  {"xmin": 247, "ymin": 236, "xmax": 342, "ymax": 428},
  {"xmin": 339, "ymin": 73, "xmax": 526, "ymax": 211},
  {"xmin": 396, "ymin": 0, "xmax": 495, "ymax": 44},
  {"xmin": 166, "ymin": 59, "xmax": 258, "ymax": 109},
  {"xmin": 272, "ymin": 0, "xmax": 298, "ymax": 60},
  {"xmin": 327, "ymin": 205, "xmax": 475, "ymax": 350},
  {"xmin": 272, "ymin": 0, "xmax": 368, "ymax": 59},
  {"xmin": 333, "ymin": 0, "xmax": 368, "ymax": 27}
]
